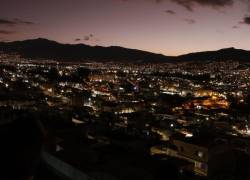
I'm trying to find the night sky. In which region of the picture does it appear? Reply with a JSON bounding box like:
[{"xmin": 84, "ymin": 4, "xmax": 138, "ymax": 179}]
[{"xmin": 1, "ymin": 0, "xmax": 250, "ymax": 55}]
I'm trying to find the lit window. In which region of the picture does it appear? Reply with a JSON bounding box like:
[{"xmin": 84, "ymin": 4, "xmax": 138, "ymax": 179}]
[{"xmin": 196, "ymin": 151, "xmax": 204, "ymax": 158}]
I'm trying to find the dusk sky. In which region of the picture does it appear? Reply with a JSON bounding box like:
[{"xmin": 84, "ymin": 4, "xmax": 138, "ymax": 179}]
[{"xmin": 1, "ymin": 0, "xmax": 250, "ymax": 55}]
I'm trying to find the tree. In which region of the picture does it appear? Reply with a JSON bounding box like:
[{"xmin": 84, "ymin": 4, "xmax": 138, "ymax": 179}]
[
  {"xmin": 47, "ymin": 67, "xmax": 59, "ymax": 82},
  {"xmin": 75, "ymin": 67, "xmax": 90, "ymax": 81}
]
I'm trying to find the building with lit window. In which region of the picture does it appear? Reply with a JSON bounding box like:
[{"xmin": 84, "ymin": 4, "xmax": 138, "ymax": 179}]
[{"xmin": 168, "ymin": 133, "xmax": 234, "ymax": 176}]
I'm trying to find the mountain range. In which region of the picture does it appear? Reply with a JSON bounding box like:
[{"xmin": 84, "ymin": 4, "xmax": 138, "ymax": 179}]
[{"xmin": 0, "ymin": 38, "xmax": 250, "ymax": 63}]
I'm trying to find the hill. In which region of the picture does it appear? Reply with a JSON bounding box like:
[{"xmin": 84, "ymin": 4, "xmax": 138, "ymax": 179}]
[
  {"xmin": 0, "ymin": 38, "xmax": 172, "ymax": 63},
  {"xmin": 1, "ymin": 39, "xmax": 250, "ymax": 63}
]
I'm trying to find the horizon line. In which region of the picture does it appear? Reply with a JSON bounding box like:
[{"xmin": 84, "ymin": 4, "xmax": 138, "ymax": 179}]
[{"xmin": 0, "ymin": 37, "xmax": 246, "ymax": 57}]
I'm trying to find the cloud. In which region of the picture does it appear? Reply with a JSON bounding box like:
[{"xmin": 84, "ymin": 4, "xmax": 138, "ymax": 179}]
[
  {"xmin": 121, "ymin": 0, "xmax": 250, "ymax": 25},
  {"xmin": 0, "ymin": 18, "xmax": 35, "ymax": 26},
  {"xmin": 0, "ymin": 19, "xmax": 16, "ymax": 26},
  {"xmin": 184, "ymin": 18, "xmax": 196, "ymax": 24},
  {"xmin": 0, "ymin": 18, "xmax": 34, "ymax": 37},
  {"xmin": 165, "ymin": 10, "xmax": 176, "ymax": 14},
  {"xmin": 170, "ymin": 0, "xmax": 234, "ymax": 11},
  {"xmin": 84, "ymin": 36, "xmax": 90, "ymax": 41},
  {"xmin": 121, "ymin": 0, "xmax": 235, "ymax": 12},
  {"xmin": 13, "ymin": 18, "xmax": 35, "ymax": 25},
  {"xmin": 84, "ymin": 34, "xmax": 94, "ymax": 41},
  {"xmin": 75, "ymin": 34, "xmax": 99, "ymax": 43},
  {"xmin": 232, "ymin": 25, "xmax": 239, "ymax": 28},
  {"xmin": 240, "ymin": 16, "xmax": 250, "ymax": 25},
  {"xmin": 0, "ymin": 30, "xmax": 15, "ymax": 34}
]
